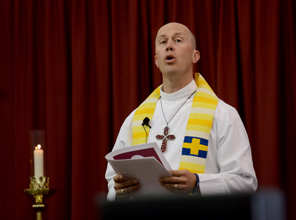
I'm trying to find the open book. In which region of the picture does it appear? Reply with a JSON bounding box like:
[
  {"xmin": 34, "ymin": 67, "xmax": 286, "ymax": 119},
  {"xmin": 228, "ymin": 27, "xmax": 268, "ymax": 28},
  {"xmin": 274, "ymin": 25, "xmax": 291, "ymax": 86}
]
[{"xmin": 105, "ymin": 142, "xmax": 172, "ymax": 197}]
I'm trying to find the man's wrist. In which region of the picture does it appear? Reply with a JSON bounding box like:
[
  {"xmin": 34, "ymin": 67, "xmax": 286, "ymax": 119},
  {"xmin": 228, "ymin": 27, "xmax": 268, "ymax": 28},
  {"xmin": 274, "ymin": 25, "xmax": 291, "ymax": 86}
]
[{"xmin": 193, "ymin": 173, "xmax": 200, "ymax": 193}]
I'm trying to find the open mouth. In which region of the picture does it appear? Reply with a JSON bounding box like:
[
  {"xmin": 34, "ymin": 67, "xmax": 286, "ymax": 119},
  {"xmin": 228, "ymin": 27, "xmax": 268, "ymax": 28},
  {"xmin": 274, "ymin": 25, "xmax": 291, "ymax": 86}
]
[{"xmin": 165, "ymin": 55, "xmax": 176, "ymax": 61}]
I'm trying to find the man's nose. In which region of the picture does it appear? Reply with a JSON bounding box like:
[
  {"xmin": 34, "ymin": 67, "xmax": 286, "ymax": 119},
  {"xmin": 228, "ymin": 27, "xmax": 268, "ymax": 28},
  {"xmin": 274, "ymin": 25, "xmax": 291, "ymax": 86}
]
[
  {"xmin": 166, "ymin": 40, "xmax": 174, "ymax": 51},
  {"xmin": 166, "ymin": 46, "xmax": 174, "ymax": 51}
]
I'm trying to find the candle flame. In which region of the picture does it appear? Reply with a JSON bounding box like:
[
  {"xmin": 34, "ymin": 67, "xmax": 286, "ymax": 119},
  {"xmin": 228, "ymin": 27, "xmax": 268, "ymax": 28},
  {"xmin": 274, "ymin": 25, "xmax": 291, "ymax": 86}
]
[{"xmin": 35, "ymin": 144, "xmax": 42, "ymax": 150}]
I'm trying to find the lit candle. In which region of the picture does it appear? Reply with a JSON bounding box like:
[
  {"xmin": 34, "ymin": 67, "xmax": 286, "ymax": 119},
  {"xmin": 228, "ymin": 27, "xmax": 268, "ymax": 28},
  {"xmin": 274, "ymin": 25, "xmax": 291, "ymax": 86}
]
[{"xmin": 34, "ymin": 144, "xmax": 44, "ymax": 180}]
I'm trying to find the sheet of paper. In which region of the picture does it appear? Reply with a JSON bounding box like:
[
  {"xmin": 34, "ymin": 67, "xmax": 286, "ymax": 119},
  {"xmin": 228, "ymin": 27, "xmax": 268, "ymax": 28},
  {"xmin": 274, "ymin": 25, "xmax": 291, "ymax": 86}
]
[
  {"xmin": 108, "ymin": 157, "xmax": 172, "ymax": 197},
  {"xmin": 105, "ymin": 142, "xmax": 173, "ymax": 197}
]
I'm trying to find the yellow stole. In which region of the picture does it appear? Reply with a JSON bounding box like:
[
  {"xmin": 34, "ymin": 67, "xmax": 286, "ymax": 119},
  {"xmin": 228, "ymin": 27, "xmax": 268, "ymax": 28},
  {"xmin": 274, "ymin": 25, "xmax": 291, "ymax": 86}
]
[{"xmin": 131, "ymin": 73, "xmax": 218, "ymax": 174}]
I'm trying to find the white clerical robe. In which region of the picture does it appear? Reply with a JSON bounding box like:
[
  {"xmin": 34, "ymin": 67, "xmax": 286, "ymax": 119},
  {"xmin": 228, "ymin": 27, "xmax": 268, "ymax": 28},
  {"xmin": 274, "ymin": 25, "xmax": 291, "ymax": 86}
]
[{"xmin": 105, "ymin": 80, "xmax": 258, "ymax": 200}]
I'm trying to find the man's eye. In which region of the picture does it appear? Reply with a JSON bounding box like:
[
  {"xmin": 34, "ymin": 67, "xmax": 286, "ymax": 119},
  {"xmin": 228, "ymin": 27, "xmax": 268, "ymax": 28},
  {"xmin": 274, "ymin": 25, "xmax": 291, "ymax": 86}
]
[
  {"xmin": 160, "ymin": 41, "xmax": 166, "ymax": 44},
  {"xmin": 175, "ymin": 39, "xmax": 182, "ymax": 43}
]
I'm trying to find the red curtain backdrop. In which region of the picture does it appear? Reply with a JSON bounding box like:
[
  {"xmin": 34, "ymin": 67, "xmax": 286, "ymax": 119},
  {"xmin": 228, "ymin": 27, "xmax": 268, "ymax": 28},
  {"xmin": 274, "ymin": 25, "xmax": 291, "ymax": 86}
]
[{"xmin": 0, "ymin": 0, "xmax": 295, "ymax": 219}]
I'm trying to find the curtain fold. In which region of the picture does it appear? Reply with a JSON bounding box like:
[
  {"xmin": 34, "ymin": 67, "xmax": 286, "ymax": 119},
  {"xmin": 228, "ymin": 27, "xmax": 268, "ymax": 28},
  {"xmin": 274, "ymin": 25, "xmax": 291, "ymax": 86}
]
[{"xmin": 0, "ymin": 0, "xmax": 295, "ymax": 219}]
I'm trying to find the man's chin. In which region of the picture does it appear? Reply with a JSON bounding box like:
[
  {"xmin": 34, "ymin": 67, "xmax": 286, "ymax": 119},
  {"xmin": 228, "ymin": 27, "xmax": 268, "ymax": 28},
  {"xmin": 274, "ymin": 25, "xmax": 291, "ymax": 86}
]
[{"xmin": 160, "ymin": 66, "xmax": 179, "ymax": 75}]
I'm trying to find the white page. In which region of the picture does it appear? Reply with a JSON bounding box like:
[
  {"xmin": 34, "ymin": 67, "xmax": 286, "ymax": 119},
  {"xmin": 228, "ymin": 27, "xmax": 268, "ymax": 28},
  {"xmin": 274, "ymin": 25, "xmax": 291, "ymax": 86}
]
[
  {"xmin": 105, "ymin": 142, "xmax": 173, "ymax": 197},
  {"xmin": 108, "ymin": 157, "xmax": 172, "ymax": 197}
]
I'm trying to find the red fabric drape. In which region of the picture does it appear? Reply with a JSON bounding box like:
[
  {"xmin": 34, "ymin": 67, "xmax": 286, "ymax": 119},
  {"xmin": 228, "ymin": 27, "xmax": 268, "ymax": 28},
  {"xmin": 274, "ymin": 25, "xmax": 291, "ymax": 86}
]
[{"xmin": 0, "ymin": 0, "xmax": 295, "ymax": 220}]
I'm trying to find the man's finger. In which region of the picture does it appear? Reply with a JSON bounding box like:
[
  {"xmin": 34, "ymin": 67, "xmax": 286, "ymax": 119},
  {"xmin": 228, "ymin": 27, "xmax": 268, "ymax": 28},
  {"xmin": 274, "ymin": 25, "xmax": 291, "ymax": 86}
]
[
  {"xmin": 114, "ymin": 179, "xmax": 139, "ymax": 190},
  {"xmin": 170, "ymin": 170, "xmax": 186, "ymax": 176},
  {"xmin": 113, "ymin": 174, "xmax": 124, "ymax": 182},
  {"xmin": 116, "ymin": 183, "xmax": 140, "ymax": 195},
  {"xmin": 159, "ymin": 176, "xmax": 181, "ymax": 183},
  {"xmin": 116, "ymin": 183, "xmax": 141, "ymax": 199}
]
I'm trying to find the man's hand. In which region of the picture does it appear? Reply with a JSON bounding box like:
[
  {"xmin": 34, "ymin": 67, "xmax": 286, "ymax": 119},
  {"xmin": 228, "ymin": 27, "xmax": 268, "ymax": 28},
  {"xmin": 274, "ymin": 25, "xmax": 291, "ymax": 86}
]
[
  {"xmin": 113, "ymin": 174, "xmax": 140, "ymax": 198},
  {"xmin": 159, "ymin": 170, "xmax": 198, "ymax": 195}
]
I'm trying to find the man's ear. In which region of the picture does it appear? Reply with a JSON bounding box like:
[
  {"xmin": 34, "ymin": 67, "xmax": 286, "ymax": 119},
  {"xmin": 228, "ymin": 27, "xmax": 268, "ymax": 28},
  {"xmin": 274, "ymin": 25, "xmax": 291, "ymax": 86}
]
[
  {"xmin": 193, "ymin": 50, "xmax": 200, "ymax": 64},
  {"xmin": 154, "ymin": 54, "xmax": 159, "ymax": 68}
]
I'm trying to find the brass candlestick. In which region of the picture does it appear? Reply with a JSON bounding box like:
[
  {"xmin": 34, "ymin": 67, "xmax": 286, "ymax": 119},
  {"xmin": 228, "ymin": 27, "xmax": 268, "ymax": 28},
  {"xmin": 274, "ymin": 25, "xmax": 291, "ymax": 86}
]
[{"xmin": 24, "ymin": 176, "xmax": 50, "ymax": 220}]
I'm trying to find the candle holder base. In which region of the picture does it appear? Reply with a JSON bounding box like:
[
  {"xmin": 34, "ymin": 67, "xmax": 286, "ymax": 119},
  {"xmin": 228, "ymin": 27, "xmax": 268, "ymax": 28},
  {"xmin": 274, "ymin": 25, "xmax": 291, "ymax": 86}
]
[{"xmin": 24, "ymin": 176, "xmax": 50, "ymax": 220}]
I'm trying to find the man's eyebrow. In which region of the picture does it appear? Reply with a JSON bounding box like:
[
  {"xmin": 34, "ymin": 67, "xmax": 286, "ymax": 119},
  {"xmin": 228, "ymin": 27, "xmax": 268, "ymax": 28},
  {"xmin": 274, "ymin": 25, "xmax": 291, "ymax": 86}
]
[{"xmin": 158, "ymin": 34, "xmax": 167, "ymax": 39}]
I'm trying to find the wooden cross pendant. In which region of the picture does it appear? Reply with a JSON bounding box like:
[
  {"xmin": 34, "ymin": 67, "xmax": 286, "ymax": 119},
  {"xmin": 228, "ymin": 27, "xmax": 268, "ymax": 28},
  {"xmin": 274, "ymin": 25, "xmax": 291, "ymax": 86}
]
[{"xmin": 156, "ymin": 126, "xmax": 176, "ymax": 152}]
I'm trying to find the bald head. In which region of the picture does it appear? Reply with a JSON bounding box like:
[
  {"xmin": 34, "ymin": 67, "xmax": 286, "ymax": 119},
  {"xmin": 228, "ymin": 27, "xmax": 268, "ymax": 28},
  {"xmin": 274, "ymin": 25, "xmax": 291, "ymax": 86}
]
[
  {"xmin": 155, "ymin": 22, "xmax": 196, "ymax": 50},
  {"xmin": 154, "ymin": 22, "xmax": 200, "ymax": 92}
]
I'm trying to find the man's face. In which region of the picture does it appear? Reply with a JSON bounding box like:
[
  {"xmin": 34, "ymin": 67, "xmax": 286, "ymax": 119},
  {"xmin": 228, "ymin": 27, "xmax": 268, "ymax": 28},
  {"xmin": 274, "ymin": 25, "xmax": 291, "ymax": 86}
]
[{"xmin": 154, "ymin": 23, "xmax": 199, "ymax": 76}]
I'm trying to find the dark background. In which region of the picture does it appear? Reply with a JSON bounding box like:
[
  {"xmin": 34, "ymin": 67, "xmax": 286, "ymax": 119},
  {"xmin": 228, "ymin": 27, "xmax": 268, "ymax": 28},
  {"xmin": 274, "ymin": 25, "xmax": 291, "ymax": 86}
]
[{"xmin": 0, "ymin": 0, "xmax": 295, "ymax": 220}]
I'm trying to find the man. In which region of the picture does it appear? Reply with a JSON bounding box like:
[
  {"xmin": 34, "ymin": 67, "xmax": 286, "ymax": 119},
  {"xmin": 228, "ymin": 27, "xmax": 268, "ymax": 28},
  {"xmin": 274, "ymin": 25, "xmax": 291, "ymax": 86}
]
[{"xmin": 105, "ymin": 22, "xmax": 257, "ymax": 200}]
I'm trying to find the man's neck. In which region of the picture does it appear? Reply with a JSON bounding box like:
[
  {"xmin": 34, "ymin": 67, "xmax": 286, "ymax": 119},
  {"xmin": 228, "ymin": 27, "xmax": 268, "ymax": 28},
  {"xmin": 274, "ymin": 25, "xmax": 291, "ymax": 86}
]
[{"xmin": 162, "ymin": 73, "xmax": 193, "ymax": 93}]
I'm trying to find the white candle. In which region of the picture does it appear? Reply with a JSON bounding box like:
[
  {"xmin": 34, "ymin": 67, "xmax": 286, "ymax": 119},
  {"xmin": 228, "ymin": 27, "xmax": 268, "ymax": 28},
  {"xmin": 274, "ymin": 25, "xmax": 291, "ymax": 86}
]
[{"xmin": 34, "ymin": 144, "xmax": 44, "ymax": 180}]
